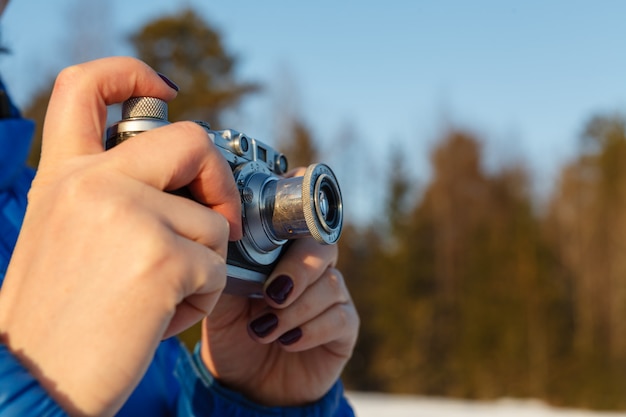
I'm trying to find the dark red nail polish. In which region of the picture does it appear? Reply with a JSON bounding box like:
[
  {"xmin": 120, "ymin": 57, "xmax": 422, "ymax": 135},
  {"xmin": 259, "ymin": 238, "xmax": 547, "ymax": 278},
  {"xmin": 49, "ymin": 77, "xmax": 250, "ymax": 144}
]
[
  {"xmin": 158, "ymin": 72, "xmax": 179, "ymax": 91},
  {"xmin": 266, "ymin": 275, "xmax": 293, "ymax": 305},
  {"xmin": 250, "ymin": 313, "xmax": 278, "ymax": 338},
  {"xmin": 279, "ymin": 328, "xmax": 302, "ymax": 346}
]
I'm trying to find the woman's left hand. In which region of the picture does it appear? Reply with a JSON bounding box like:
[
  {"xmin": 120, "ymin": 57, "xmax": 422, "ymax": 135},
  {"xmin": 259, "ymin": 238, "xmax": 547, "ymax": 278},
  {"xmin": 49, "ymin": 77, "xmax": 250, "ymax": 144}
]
[{"xmin": 200, "ymin": 235, "xmax": 359, "ymax": 406}]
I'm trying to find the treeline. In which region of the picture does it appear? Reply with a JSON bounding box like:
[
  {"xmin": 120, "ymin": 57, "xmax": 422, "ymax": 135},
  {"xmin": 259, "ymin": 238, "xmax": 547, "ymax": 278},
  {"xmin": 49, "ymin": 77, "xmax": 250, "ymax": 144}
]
[
  {"xmin": 21, "ymin": 6, "xmax": 626, "ymax": 411},
  {"xmin": 339, "ymin": 117, "xmax": 626, "ymax": 410}
]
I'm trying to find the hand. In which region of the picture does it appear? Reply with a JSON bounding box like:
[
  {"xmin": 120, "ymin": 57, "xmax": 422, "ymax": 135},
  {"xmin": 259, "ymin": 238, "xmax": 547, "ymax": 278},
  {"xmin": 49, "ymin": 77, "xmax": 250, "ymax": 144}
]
[
  {"xmin": 0, "ymin": 57, "xmax": 241, "ymax": 416},
  {"xmin": 200, "ymin": 203, "xmax": 359, "ymax": 406}
]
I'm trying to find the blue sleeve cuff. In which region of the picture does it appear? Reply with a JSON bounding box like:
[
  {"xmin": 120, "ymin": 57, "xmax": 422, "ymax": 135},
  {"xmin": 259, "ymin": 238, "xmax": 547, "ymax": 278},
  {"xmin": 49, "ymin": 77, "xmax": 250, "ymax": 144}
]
[
  {"xmin": 174, "ymin": 343, "xmax": 354, "ymax": 417},
  {"xmin": 0, "ymin": 343, "xmax": 68, "ymax": 416}
]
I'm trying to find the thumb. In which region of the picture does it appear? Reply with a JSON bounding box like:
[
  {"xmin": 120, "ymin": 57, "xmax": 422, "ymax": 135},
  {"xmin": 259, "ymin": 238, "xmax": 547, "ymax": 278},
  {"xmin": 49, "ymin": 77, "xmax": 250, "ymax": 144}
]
[{"xmin": 39, "ymin": 57, "xmax": 178, "ymax": 167}]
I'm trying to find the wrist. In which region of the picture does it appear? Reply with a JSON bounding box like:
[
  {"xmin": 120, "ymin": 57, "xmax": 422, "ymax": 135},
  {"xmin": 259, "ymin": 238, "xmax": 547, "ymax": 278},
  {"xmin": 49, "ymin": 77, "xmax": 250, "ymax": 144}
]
[{"xmin": 173, "ymin": 343, "xmax": 352, "ymax": 416}]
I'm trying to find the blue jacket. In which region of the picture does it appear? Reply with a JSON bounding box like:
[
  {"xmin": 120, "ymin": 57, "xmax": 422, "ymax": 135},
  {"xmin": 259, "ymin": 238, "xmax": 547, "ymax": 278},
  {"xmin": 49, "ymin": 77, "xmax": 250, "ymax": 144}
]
[{"xmin": 0, "ymin": 80, "xmax": 354, "ymax": 416}]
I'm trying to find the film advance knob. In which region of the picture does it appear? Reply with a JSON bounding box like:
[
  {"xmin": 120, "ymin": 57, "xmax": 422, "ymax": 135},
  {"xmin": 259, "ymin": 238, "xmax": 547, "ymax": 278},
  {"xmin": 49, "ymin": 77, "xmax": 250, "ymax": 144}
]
[{"xmin": 122, "ymin": 97, "xmax": 168, "ymax": 120}]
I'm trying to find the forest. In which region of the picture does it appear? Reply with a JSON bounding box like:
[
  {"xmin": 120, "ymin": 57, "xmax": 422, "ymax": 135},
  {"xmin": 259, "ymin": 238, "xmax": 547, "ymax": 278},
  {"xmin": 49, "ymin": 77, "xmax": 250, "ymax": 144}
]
[{"xmin": 21, "ymin": 8, "xmax": 626, "ymax": 411}]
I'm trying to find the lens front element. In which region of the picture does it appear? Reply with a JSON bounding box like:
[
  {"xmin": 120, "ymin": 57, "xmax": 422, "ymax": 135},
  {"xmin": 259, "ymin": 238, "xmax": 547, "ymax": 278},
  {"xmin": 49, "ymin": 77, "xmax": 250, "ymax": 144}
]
[{"xmin": 303, "ymin": 164, "xmax": 343, "ymax": 244}]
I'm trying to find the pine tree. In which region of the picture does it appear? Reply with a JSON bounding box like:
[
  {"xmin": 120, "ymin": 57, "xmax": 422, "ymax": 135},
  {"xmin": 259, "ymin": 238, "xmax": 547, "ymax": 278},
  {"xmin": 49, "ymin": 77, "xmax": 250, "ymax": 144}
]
[{"xmin": 129, "ymin": 9, "xmax": 260, "ymax": 127}]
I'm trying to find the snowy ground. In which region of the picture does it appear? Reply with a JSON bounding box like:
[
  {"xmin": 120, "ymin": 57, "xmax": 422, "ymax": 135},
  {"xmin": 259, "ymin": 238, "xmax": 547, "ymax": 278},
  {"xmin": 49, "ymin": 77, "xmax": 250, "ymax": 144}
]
[{"xmin": 345, "ymin": 392, "xmax": 626, "ymax": 416}]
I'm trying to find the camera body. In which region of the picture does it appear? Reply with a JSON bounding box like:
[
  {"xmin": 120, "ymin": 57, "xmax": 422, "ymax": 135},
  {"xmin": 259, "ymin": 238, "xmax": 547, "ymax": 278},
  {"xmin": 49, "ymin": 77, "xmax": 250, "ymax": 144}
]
[{"xmin": 106, "ymin": 97, "xmax": 343, "ymax": 298}]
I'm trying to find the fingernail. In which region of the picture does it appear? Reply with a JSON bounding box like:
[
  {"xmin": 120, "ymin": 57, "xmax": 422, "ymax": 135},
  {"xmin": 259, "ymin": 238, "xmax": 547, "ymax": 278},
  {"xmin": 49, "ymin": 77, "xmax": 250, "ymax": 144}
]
[
  {"xmin": 250, "ymin": 313, "xmax": 278, "ymax": 338},
  {"xmin": 279, "ymin": 328, "xmax": 303, "ymax": 346},
  {"xmin": 266, "ymin": 275, "xmax": 294, "ymax": 305},
  {"xmin": 158, "ymin": 72, "xmax": 179, "ymax": 91}
]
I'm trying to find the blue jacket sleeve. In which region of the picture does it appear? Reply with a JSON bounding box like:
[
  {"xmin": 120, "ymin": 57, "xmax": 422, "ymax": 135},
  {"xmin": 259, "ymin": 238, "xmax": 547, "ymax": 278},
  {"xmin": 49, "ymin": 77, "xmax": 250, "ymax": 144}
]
[
  {"xmin": 0, "ymin": 344, "xmax": 67, "ymax": 416},
  {"xmin": 0, "ymin": 339, "xmax": 355, "ymax": 417},
  {"xmin": 174, "ymin": 343, "xmax": 355, "ymax": 417}
]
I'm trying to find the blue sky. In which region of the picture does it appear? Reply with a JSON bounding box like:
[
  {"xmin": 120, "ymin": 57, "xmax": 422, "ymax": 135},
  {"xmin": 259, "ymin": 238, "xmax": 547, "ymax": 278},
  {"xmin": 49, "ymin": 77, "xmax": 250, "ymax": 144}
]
[{"xmin": 2, "ymin": 1, "xmax": 626, "ymax": 222}]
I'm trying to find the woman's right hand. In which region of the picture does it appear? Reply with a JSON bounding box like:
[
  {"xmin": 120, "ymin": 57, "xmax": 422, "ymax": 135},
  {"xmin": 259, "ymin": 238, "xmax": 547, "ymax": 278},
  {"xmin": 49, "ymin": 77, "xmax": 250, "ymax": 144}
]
[{"xmin": 0, "ymin": 57, "xmax": 241, "ymax": 416}]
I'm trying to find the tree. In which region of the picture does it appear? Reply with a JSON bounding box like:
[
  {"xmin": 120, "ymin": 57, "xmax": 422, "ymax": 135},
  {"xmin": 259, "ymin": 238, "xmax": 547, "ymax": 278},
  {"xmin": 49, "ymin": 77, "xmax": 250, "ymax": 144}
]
[
  {"xmin": 549, "ymin": 115, "xmax": 626, "ymax": 360},
  {"xmin": 545, "ymin": 115, "xmax": 626, "ymax": 409},
  {"xmin": 383, "ymin": 146, "xmax": 414, "ymax": 241},
  {"xmin": 129, "ymin": 9, "xmax": 260, "ymax": 127},
  {"xmin": 349, "ymin": 128, "xmax": 560, "ymax": 400}
]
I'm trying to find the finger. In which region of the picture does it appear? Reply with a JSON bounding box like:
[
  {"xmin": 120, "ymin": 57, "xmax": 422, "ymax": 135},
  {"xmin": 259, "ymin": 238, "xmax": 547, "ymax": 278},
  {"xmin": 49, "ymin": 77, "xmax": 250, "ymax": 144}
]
[
  {"xmin": 279, "ymin": 302, "xmax": 359, "ymax": 354},
  {"xmin": 158, "ymin": 235, "xmax": 227, "ymax": 339},
  {"xmin": 106, "ymin": 122, "xmax": 242, "ymax": 240},
  {"xmin": 263, "ymin": 238, "xmax": 338, "ymax": 307},
  {"xmin": 285, "ymin": 166, "xmax": 307, "ymax": 178},
  {"xmin": 174, "ymin": 236, "xmax": 227, "ymax": 300},
  {"xmin": 41, "ymin": 57, "xmax": 178, "ymax": 163},
  {"xmin": 163, "ymin": 293, "xmax": 222, "ymax": 339},
  {"xmin": 141, "ymin": 185, "xmax": 231, "ymax": 260},
  {"xmin": 250, "ymin": 267, "xmax": 349, "ymax": 343}
]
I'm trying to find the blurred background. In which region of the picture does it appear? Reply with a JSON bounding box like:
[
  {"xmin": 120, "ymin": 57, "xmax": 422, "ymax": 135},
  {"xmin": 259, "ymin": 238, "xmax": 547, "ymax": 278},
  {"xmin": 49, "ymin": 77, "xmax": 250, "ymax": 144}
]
[{"xmin": 4, "ymin": 0, "xmax": 626, "ymax": 412}]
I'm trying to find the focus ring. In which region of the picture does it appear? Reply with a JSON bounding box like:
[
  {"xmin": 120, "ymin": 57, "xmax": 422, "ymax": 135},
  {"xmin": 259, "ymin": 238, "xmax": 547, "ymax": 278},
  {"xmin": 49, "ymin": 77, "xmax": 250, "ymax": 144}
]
[{"xmin": 302, "ymin": 165, "xmax": 323, "ymax": 243}]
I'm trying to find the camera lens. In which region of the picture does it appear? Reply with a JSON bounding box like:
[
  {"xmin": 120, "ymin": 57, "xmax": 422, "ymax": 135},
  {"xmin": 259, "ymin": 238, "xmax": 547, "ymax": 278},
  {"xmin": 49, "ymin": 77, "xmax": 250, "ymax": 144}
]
[
  {"xmin": 259, "ymin": 164, "xmax": 342, "ymax": 245},
  {"xmin": 315, "ymin": 174, "xmax": 341, "ymax": 233}
]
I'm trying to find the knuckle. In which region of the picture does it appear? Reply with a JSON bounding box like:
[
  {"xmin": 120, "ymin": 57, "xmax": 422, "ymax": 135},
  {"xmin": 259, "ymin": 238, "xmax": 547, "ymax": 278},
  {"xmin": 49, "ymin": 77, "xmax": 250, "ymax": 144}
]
[
  {"xmin": 52, "ymin": 168, "xmax": 108, "ymax": 208},
  {"xmin": 131, "ymin": 234, "xmax": 190, "ymax": 299},
  {"xmin": 218, "ymin": 214, "xmax": 231, "ymax": 241},
  {"xmin": 211, "ymin": 261, "xmax": 228, "ymax": 293},
  {"xmin": 61, "ymin": 176, "xmax": 143, "ymax": 227},
  {"xmin": 190, "ymin": 246, "xmax": 227, "ymax": 295},
  {"xmin": 54, "ymin": 64, "xmax": 87, "ymax": 89},
  {"xmin": 335, "ymin": 305, "xmax": 351, "ymax": 329},
  {"xmin": 326, "ymin": 268, "xmax": 348, "ymax": 301},
  {"xmin": 204, "ymin": 244, "xmax": 227, "ymax": 268},
  {"xmin": 338, "ymin": 304, "xmax": 360, "ymax": 335},
  {"xmin": 172, "ymin": 121, "xmax": 212, "ymax": 150},
  {"xmin": 132, "ymin": 227, "xmax": 176, "ymax": 272}
]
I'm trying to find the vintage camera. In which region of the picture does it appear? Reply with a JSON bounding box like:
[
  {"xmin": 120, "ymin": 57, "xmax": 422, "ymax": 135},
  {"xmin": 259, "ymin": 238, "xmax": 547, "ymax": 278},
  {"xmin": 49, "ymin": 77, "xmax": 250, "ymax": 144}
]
[{"xmin": 106, "ymin": 97, "xmax": 343, "ymax": 297}]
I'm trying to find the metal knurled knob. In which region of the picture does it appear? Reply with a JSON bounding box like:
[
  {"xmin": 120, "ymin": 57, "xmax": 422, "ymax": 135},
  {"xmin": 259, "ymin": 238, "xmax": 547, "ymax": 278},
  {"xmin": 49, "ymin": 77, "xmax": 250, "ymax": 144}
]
[{"xmin": 122, "ymin": 97, "xmax": 168, "ymax": 120}]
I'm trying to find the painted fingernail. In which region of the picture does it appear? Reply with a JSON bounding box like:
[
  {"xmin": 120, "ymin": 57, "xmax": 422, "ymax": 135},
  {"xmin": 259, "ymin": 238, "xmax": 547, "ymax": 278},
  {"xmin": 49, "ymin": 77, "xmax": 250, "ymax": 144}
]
[
  {"xmin": 266, "ymin": 275, "xmax": 294, "ymax": 305},
  {"xmin": 157, "ymin": 72, "xmax": 179, "ymax": 91},
  {"xmin": 250, "ymin": 313, "xmax": 278, "ymax": 338},
  {"xmin": 278, "ymin": 328, "xmax": 303, "ymax": 346}
]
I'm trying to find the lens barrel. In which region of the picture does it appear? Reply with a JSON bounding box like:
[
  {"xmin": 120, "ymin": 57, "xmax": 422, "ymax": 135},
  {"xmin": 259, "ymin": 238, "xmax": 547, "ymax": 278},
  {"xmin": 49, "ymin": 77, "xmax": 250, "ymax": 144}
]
[{"xmin": 263, "ymin": 163, "xmax": 343, "ymax": 245}]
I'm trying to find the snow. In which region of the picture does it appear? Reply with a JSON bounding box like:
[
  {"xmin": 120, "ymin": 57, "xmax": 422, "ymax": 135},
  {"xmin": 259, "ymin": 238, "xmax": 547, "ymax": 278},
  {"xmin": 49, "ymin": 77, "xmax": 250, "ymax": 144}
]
[{"xmin": 345, "ymin": 392, "xmax": 626, "ymax": 416}]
